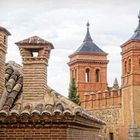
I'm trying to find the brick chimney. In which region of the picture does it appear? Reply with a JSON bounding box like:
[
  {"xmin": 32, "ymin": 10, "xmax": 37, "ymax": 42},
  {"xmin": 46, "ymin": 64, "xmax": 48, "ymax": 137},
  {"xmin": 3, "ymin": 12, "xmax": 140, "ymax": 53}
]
[
  {"xmin": 0, "ymin": 26, "xmax": 11, "ymax": 98},
  {"xmin": 15, "ymin": 36, "xmax": 54, "ymax": 104}
]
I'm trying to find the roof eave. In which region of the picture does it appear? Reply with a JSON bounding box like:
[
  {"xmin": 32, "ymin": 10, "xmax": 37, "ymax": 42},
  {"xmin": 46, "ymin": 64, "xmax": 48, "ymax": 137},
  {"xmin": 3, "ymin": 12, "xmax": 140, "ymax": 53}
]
[{"xmin": 0, "ymin": 26, "xmax": 11, "ymax": 36}]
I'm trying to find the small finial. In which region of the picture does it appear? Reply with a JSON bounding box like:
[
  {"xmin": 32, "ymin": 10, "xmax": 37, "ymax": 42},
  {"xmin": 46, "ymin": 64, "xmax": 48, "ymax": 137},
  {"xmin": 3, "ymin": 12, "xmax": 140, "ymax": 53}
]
[
  {"xmin": 83, "ymin": 21, "xmax": 92, "ymax": 42},
  {"xmin": 86, "ymin": 21, "xmax": 90, "ymax": 28}
]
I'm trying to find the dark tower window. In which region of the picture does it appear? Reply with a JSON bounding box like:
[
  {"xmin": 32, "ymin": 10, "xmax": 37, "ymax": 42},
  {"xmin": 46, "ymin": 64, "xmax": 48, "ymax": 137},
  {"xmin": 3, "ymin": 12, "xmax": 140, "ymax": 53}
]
[
  {"xmin": 32, "ymin": 52, "xmax": 38, "ymax": 57},
  {"xmin": 75, "ymin": 69, "xmax": 77, "ymax": 80},
  {"xmin": 4, "ymin": 36, "xmax": 6, "ymax": 45},
  {"xmin": 124, "ymin": 61, "xmax": 127, "ymax": 74},
  {"xmin": 95, "ymin": 69, "xmax": 100, "ymax": 82},
  {"xmin": 30, "ymin": 49, "xmax": 40, "ymax": 57},
  {"xmin": 128, "ymin": 59, "xmax": 131, "ymax": 74},
  {"xmin": 85, "ymin": 68, "xmax": 90, "ymax": 82},
  {"xmin": 109, "ymin": 133, "xmax": 114, "ymax": 140},
  {"xmin": 72, "ymin": 70, "xmax": 74, "ymax": 78}
]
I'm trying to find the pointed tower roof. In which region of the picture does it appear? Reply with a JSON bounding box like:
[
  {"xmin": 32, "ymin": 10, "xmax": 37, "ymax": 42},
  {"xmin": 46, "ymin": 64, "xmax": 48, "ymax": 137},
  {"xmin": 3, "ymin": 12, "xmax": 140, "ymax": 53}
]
[
  {"xmin": 129, "ymin": 11, "xmax": 140, "ymax": 41},
  {"xmin": 74, "ymin": 22, "xmax": 107, "ymax": 55},
  {"xmin": 113, "ymin": 78, "xmax": 119, "ymax": 89},
  {"xmin": 83, "ymin": 21, "xmax": 93, "ymax": 42}
]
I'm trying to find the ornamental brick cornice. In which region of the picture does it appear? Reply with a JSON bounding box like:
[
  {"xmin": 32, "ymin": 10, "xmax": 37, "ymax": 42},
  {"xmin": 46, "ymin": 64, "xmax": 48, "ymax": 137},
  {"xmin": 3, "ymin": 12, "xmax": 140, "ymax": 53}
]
[
  {"xmin": 120, "ymin": 40, "xmax": 140, "ymax": 48},
  {"xmin": 0, "ymin": 44, "xmax": 7, "ymax": 53},
  {"xmin": 69, "ymin": 52, "xmax": 108, "ymax": 58},
  {"xmin": 0, "ymin": 114, "xmax": 104, "ymax": 129},
  {"xmin": 22, "ymin": 58, "xmax": 48, "ymax": 64},
  {"xmin": 121, "ymin": 45, "xmax": 140, "ymax": 55},
  {"xmin": 68, "ymin": 59, "xmax": 109, "ymax": 65}
]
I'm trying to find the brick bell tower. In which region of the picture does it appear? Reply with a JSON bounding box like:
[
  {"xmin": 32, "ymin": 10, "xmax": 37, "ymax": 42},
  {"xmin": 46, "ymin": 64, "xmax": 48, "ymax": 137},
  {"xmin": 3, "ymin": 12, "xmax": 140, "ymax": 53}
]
[
  {"xmin": 16, "ymin": 36, "xmax": 54, "ymax": 104},
  {"xmin": 121, "ymin": 12, "xmax": 140, "ymax": 139},
  {"xmin": 0, "ymin": 26, "xmax": 11, "ymax": 98},
  {"xmin": 68, "ymin": 22, "xmax": 108, "ymax": 102}
]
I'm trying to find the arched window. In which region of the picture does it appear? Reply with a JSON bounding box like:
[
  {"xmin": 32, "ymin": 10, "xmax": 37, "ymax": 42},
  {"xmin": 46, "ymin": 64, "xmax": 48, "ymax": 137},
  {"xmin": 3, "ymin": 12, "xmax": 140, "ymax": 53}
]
[
  {"xmin": 4, "ymin": 36, "xmax": 6, "ymax": 45},
  {"xmin": 85, "ymin": 68, "xmax": 90, "ymax": 82},
  {"xmin": 124, "ymin": 61, "xmax": 127, "ymax": 74},
  {"xmin": 75, "ymin": 69, "xmax": 77, "ymax": 80},
  {"xmin": 128, "ymin": 59, "xmax": 131, "ymax": 74},
  {"xmin": 72, "ymin": 70, "xmax": 74, "ymax": 78},
  {"xmin": 95, "ymin": 69, "xmax": 100, "ymax": 82}
]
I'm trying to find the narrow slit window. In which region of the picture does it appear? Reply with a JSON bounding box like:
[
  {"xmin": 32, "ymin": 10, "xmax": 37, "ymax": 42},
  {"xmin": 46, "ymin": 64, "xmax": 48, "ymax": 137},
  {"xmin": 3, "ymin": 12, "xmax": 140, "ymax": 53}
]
[
  {"xmin": 128, "ymin": 59, "xmax": 131, "ymax": 73},
  {"xmin": 124, "ymin": 61, "xmax": 127, "ymax": 74},
  {"xmin": 85, "ymin": 68, "xmax": 90, "ymax": 82},
  {"xmin": 95, "ymin": 69, "xmax": 100, "ymax": 82},
  {"xmin": 75, "ymin": 69, "xmax": 77, "ymax": 81},
  {"xmin": 4, "ymin": 36, "xmax": 6, "ymax": 45},
  {"xmin": 109, "ymin": 133, "xmax": 114, "ymax": 140},
  {"xmin": 72, "ymin": 70, "xmax": 74, "ymax": 78}
]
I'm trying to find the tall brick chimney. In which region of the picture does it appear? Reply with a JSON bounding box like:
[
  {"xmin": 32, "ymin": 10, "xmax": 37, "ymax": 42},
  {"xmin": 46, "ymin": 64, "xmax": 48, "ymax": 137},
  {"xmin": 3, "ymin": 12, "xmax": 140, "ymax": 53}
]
[
  {"xmin": 15, "ymin": 36, "xmax": 54, "ymax": 104},
  {"xmin": 0, "ymin": 26, "xmax": 11, "ymax": 98}
]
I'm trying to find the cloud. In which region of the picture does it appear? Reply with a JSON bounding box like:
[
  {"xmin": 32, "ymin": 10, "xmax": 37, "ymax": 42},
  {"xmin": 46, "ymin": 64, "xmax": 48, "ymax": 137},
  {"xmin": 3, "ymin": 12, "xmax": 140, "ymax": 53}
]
[{"xmin": 0, "ymin": 0, "xmax": 140, "ymax": 97}]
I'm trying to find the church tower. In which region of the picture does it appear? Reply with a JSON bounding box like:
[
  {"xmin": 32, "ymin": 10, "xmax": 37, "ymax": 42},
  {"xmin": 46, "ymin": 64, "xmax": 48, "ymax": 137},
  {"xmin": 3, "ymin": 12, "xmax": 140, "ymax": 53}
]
[
  {"xmin": 68, "ymin": 22, "xmax": 108, "ymax": 101},
  {"xmin": 121, "ymin": 12, "xmax": 140, "ymax": 139}
]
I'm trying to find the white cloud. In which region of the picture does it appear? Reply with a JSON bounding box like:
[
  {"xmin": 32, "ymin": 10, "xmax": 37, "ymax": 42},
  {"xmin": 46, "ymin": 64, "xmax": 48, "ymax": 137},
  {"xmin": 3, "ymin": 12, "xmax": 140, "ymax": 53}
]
[{"xmin": 0, "ymin": 0, "xmax": 140, "ymax": 97}]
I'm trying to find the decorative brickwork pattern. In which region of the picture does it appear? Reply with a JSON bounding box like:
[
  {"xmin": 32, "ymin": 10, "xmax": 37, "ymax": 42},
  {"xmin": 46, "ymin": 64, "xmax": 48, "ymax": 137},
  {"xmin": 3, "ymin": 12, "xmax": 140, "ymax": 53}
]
[
  {"xmin": 0, "ymin": 27, "xmax": 10, "ymax": 98},
  {"xmin": 16, "ymin": 36, "xmax": 54, "ymax": 104}
]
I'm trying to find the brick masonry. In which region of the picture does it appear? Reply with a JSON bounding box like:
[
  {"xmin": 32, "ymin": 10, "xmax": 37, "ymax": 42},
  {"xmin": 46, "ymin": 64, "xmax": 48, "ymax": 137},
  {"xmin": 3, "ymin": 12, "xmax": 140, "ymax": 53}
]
[
  {"xmin": 0, "ymin": 31, "xmax": 8, "ymax": 98},
  {"xmin": 0, "ymin": 114, "xmax": 102, "ymax": 140},
  {"xmin": 68, "ymin": 53, "xmax": 108, "ymax": 101},
  {"xmin": 0, "ymin": 127, "xmax": 99, "ymax": 140},
  {"xmin": 16, "ymin": 39, "xmax": 53, "ymax": 104}
]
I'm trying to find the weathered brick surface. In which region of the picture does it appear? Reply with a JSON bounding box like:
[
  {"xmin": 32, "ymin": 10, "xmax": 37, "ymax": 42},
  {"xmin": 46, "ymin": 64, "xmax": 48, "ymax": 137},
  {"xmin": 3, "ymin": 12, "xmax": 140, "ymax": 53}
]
[
  {"xmin": 0, "ymin": 32, "xmax": 7, "ymax": 98},
  {"xmin": 69, "ymin": 53, "xmax": 108, "ymax": 102},
  {"xmin": 0, "ymin": 126, "xmax": 99, "ymax": 140},
  {"xmin": 16, "ymin": 37, "xmax": 52, "ymax": 104}
]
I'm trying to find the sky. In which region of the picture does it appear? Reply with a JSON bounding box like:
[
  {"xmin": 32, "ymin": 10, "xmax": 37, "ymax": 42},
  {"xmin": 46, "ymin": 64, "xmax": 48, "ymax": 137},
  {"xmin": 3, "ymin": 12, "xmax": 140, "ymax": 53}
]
[{"xmin": 0, "ymin": 0, "xmax": 140, "ymax": 97}]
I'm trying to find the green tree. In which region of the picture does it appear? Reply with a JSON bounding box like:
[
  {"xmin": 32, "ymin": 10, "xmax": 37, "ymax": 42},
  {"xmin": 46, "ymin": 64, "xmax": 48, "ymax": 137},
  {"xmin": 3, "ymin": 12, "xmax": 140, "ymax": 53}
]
[{"xmin": 68, "ymin": 78, "xmax": 80, "ymax": 105}]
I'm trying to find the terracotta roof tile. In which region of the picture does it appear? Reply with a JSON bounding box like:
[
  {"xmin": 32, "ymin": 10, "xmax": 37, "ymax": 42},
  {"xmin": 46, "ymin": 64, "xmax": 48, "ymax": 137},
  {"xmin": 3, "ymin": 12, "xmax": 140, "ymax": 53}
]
[{"xmin": 0, "ymin": 61, "xmax": 105, "ymax": 125}]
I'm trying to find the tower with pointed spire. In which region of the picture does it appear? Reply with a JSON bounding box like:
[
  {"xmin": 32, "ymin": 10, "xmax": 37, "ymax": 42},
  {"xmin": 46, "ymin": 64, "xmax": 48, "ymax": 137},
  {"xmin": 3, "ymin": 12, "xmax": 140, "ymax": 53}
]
[
  {"xmin": 120, "ymin": 11, "xmax": 140, "ymax": 139},
  {"xmin": 68, "ymin": 22, "xmax": 108, "ymax": 104}
]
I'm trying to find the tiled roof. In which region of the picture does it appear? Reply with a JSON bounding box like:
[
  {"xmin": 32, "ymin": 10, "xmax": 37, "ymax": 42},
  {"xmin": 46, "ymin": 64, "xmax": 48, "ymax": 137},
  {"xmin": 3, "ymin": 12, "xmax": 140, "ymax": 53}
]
[
  {"xmin": 128, "ymin": 12, "xmax": 140, "ymax": 41},
  {"xmin": 0, "ymin": 61, "xmax": 105, "ymax": 125},
  {"xmin": 15, "ymin": 36, "xmax": 54, "ymax": 49},
  {"xmin": 73, "ymin": 22, "xmax": 107, "ymax": 55},
  {"xmin": 0, "ymin": 26, "xmax": 11, "ymax": 35}
]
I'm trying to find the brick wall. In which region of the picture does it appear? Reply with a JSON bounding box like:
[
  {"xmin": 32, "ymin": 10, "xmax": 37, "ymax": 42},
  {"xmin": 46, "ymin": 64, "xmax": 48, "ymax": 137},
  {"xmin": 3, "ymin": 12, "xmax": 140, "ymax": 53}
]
[
  {"xmin": 81, "ymin": 88, "xmax": 121, "ymax": 109},
  {"xmin": 0, "ymin": 31, "xmax": 6, "ymax": 97},
  {"xmin": 0, "ymin": 126, "xmax": 100, "ymax": 140},
  {"xmin": 0, "ymin": 127, "xmax": 67, "ymax": 140},
  {"xmin": 0, "ymin": 115, "xmax": 103, "ymax": 140}
]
